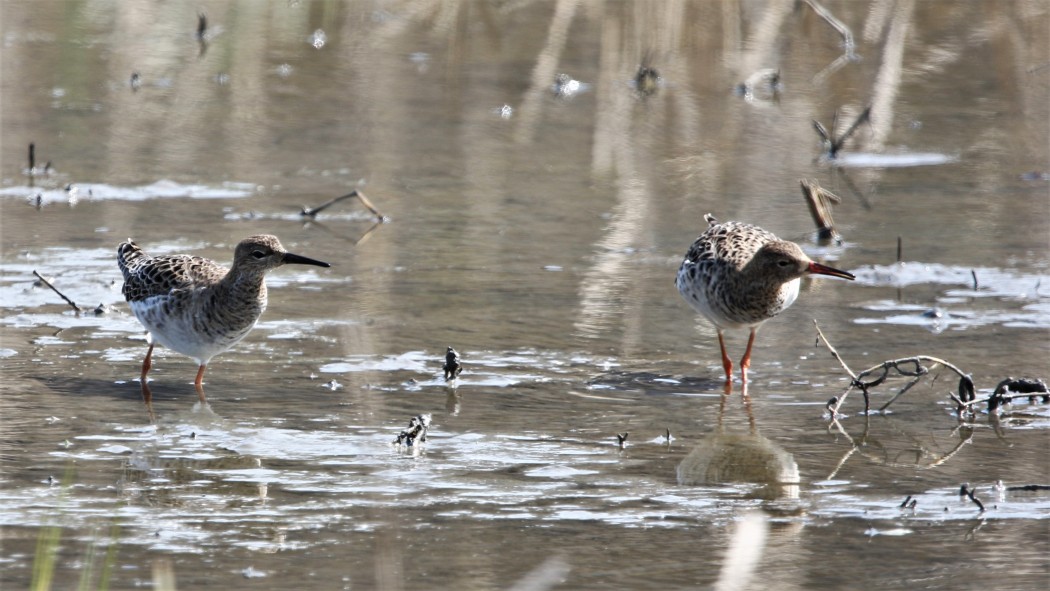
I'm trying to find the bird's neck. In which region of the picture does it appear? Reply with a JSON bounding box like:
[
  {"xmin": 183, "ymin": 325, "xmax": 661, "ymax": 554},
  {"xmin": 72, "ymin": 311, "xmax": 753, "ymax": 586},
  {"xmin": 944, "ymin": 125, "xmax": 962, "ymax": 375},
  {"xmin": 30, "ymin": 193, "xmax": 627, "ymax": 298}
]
[
  {"xmin": 219, "ymin": 269, "xmax": 269, "ymax": 308},
  {"xmin": 738, "ymin": 263, "xmax": 795, "ymax": 301}
]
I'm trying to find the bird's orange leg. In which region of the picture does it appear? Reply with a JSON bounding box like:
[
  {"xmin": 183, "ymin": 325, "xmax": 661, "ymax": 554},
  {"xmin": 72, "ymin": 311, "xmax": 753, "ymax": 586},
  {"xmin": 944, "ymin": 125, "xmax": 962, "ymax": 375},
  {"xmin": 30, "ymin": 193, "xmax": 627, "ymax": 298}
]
[
  {"xmin": 194, "ymin": 364, "xmax": 208, "ymax": 404},
  {"xmin": 140, "ymin": 343, "xmax": 156, "ymax": 421},
  {"xmin": 717, "ymin": 330, "xmax": 733, "ymax": 383},
  {"xmin": 140, "ymin": 343, "xmax": 154, "ymax": 384},
  {"xmin": 740, "ymin": 328, "xmax": 758, "ymax": 384}
]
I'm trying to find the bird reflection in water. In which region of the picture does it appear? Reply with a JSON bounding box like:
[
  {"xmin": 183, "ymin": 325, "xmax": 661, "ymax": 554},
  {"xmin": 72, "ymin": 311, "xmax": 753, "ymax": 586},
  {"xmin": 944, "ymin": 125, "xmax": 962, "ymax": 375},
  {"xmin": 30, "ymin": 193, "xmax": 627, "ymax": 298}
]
[{"xmin": 676, "ymin": 386, "xmax": 801, "ymax": 501}]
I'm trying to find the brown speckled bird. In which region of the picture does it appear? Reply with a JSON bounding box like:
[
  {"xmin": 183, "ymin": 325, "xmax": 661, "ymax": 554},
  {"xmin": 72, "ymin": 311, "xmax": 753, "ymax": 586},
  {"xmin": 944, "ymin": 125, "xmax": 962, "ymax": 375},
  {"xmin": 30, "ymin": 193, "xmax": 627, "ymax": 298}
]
[
  {"xmin": 676, "ymin": 214, "xmax": 854, "ymax": 383},
  {"xmin": 117, "ymin": 235, "xmax": 329, "ymax": 405}
]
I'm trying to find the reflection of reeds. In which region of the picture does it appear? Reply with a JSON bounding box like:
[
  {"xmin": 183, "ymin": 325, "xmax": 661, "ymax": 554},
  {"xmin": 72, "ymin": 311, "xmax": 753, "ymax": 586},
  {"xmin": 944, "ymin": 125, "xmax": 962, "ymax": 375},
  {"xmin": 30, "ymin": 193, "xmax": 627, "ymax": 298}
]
[
  {"xmin": 30, "ymin": 468, "xmax": 121, "ymax": 591},
  {"xmin": 30, "ymin": 521, "xmax": 61, "ymax": 591}
]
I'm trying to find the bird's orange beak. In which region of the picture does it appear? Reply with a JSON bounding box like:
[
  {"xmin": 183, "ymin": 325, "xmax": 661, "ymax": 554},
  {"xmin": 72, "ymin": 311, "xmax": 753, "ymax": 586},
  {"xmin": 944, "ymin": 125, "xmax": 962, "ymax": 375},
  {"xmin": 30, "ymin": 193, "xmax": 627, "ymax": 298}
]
[{"xmin": 808, "ymin": 261, "xmax": 854, "ymax": 280}]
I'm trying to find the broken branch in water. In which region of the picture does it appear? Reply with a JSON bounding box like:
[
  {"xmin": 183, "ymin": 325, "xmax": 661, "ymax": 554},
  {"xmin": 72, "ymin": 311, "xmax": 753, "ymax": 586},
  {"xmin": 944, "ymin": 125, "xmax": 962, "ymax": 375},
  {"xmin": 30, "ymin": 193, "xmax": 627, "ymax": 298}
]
[
  {"xmin": 985, "ymin": 377, "xmax": 1049, "ymax": 413},
  {"xmin": 300, "ymin": 189, "xmax": 387, "ymax": 222},
  {"xmin": 813, "ymin": 106, "xmax": 871, "ymax": 158},
  {"xmin": 949, "ymin": 377, "xmax": 1048, "ymax": 415},
  {"xmin": 959, "ymin": 484, "xmax": 985, "ymax": 513},
  {"xmin": 814, "ymin": 320, "xmax": 974, "ymax": 414},
  {"xmin": 800, "ymin": 179, "xmax": 842, "ymax": 243},
  {"xmin": 32, "ymin": 270, "xmax": 83, "ymax": 312}
]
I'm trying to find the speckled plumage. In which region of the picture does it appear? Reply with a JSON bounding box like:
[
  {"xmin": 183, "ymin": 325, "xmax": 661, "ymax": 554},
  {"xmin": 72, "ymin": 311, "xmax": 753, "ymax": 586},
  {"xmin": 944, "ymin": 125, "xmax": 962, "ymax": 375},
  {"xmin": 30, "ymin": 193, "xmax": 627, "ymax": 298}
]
[
  {"xmin": 117, "ymin": 235, "xmax": 329, "ymax": 405},
  {"xmin": 676, "ymin": 214, "xmax": 853, "ymax": 383}
]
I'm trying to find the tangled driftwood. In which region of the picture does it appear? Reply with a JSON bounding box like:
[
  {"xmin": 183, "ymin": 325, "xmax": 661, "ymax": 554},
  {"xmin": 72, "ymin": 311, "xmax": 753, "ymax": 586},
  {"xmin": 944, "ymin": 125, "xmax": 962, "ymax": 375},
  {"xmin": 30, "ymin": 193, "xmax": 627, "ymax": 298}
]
[{"xmin": 813, "ymin": 321, "xmax": 1046, "ymax": 416}]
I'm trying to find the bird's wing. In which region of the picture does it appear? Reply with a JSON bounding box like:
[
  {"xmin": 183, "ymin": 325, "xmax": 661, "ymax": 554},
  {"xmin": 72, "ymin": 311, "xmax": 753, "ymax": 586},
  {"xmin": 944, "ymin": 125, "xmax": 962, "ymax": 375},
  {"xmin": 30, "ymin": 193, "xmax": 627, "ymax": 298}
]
[{"xmin": 120, "ymin": 247, "xmax": 226, "ymax": 302}]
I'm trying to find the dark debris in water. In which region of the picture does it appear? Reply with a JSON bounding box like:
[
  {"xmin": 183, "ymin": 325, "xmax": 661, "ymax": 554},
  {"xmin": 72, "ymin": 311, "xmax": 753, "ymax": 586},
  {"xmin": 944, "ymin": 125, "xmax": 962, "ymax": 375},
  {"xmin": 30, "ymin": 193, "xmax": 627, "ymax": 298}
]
[
  {"xmin": 443, "ymin": 346, "xmax": 462, "ymax": 382},
  {"xmin": 987, "ymin": 377, "xmax": 1050, "ymax": 411},
  {"xmin": 393, "ymin": 414, "xmax": 431, "ymax": 447}
]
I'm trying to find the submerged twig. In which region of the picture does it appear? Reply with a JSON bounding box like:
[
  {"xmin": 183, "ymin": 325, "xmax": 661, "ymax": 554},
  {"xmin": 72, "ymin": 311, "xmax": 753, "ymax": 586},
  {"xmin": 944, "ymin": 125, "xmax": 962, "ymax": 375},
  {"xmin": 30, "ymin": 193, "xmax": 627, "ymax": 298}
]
[
  {"xmin": 300, "ymin": 189, "xmax": 387, "ymax": 222},
  {"xmin": 32, "ymin": 270, "xmax": 83, "ymax": 312},
  {"xmin": 616, "ymin": 432, "xmax": 629, "ymax": 450}
]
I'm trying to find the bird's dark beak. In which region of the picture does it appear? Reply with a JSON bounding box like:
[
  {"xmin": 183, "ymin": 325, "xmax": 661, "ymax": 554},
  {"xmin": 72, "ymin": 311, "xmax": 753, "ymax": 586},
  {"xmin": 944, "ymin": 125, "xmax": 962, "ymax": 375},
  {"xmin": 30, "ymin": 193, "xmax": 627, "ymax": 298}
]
[
  {"xmin": 283, "ymin": 252, "xmax": 331, "ymax": 268},
  {"xmin": 808, "ymin": 261, "xmax": 854, "ymax": 280}
]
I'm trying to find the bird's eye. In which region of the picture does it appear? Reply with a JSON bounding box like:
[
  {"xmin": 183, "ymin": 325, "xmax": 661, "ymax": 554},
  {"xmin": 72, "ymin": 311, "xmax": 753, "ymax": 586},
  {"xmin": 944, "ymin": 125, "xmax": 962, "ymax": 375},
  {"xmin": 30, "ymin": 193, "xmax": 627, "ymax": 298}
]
[
  {"xmin": 777, "ymin": 259, "xmax": 792, "ymax": 267},
  {"xmin": 252, "ymin": 250, "xmax": 267, "ymax": 259}
]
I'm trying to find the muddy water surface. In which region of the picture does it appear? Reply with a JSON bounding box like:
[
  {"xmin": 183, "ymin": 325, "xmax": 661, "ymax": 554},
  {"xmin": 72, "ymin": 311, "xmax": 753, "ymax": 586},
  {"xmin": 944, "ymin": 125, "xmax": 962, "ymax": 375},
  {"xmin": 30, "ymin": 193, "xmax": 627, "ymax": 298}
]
[{"xmin": 2, "ymin": 2, "xmax": 1049, "ymax": 590}]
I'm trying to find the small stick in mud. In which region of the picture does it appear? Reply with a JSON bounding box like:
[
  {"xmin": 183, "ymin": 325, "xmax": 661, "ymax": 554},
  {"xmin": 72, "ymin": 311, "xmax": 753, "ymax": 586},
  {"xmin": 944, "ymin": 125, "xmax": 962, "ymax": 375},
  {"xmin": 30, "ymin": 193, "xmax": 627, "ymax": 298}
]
[
  {"xmin": 896, "ymin": 236, "xmax": 903, "ymax": 263},
  {"xmin": 300, "ymin": 189, "xmax": 387, "ymax": 222},
  {"xmin": 616, "ymin": 432, "xmax": 629, "ymax": 450},
  {"xmin": 32, "ymin": 270, "xmax": 83, "ymax": 313},
  {"xmin": 28, "ymin": 142, "xmax": 35, "ymax": 173},
  {"xmin": 971, "ymin": 270, "xmax": 979, "ymax": 290},
  {"xmin": 800, "ymin": 179, "xmax": 842, "ymax": 243}
]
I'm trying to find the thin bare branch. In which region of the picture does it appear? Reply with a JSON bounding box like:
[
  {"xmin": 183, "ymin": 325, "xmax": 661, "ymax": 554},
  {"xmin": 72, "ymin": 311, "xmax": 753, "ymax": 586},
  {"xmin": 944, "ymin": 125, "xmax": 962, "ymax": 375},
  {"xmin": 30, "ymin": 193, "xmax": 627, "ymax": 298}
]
[
  {"xmin": 301, "ymin": 189, "xmax": 387, "ymax": 222},
  {"xmin": 33, "ymin": 270, "xmax": 83, "ymax": 312},
  {"xmin": 813, "ymin": 320, "xmax": 866, "ymax": 413}
]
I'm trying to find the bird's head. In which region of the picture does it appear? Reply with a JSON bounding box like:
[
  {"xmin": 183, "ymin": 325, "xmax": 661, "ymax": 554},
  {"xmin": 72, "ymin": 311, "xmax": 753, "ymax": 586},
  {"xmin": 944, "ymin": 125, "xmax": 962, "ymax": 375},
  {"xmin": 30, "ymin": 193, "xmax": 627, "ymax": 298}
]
[{"xmin": 234, "ymin": 235, "xmax": 330, "ymax": 273}]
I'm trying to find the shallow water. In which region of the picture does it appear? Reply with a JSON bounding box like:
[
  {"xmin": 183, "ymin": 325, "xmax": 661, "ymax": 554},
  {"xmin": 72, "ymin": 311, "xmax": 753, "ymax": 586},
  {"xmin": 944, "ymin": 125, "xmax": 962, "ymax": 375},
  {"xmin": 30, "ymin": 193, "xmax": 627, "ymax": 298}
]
[{"xmin": 2, "ymin": 1, "xmax": 1049, "ymax": 590}]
